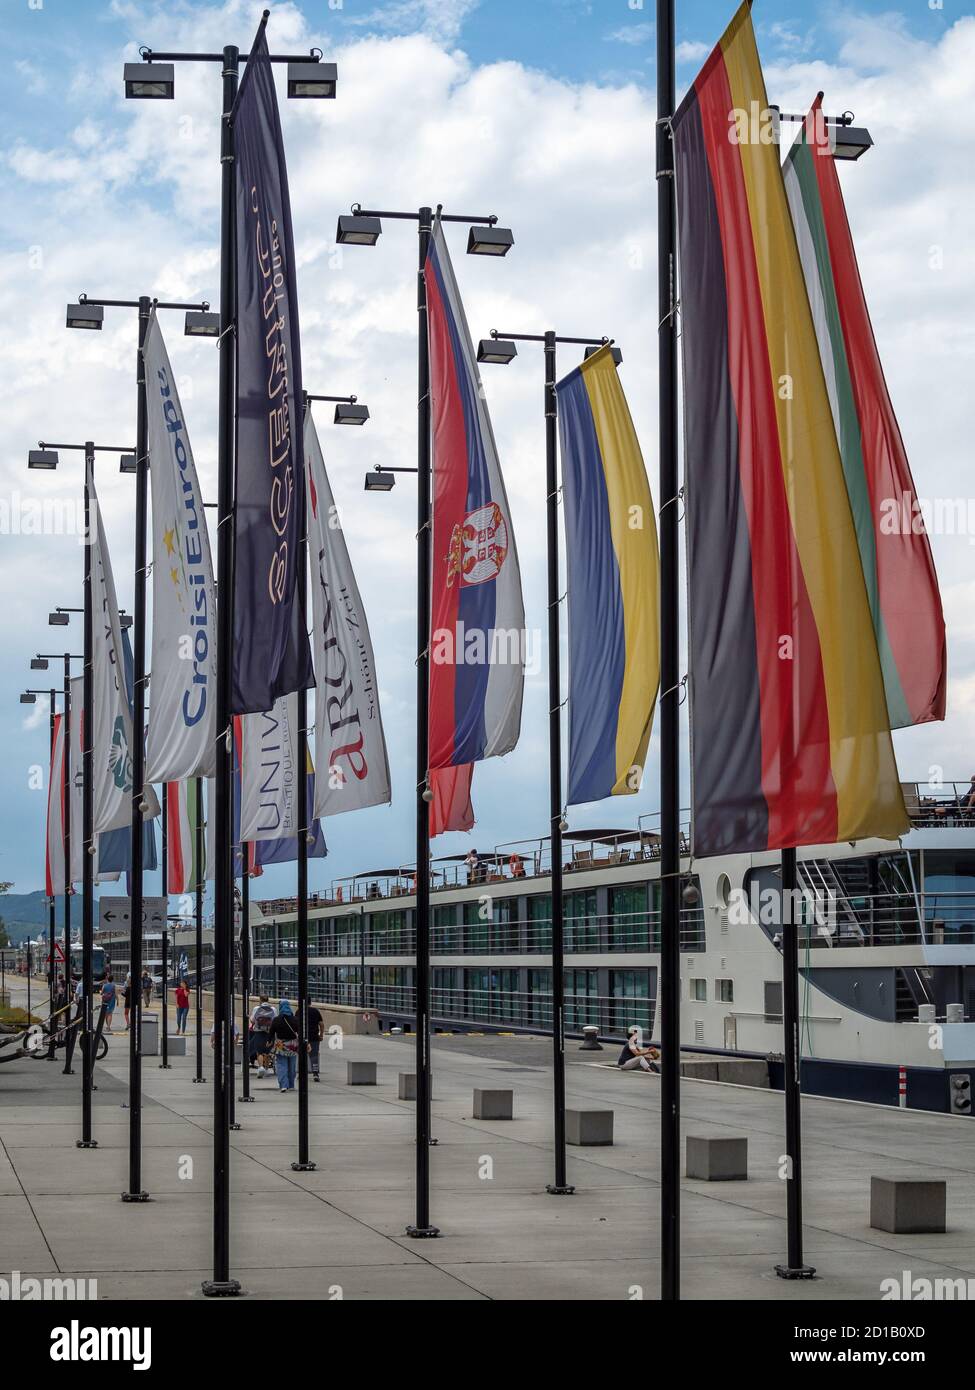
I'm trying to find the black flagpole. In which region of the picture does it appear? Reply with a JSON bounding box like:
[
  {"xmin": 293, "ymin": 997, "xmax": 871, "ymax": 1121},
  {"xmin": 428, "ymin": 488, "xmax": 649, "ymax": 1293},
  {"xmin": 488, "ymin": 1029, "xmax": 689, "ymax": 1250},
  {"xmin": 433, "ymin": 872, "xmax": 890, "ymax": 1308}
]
[
  {"xmin": 775, "ymin": 846, "xmax": 815, "ymax": 1278},
  {"xmin": 293, "ymin": 429, "xmax": 314, "ymax": 1172},
  {"xmin": 656, "ymin": 0, "xmax": 681, "ymax": 1301},
  {"xmin": 193, "ymin": 777, "xmax": 205, "ymax": 1085},
  {"xmin": 78, "ymin": 445, "xmax": 97, "ymax": 1150}
]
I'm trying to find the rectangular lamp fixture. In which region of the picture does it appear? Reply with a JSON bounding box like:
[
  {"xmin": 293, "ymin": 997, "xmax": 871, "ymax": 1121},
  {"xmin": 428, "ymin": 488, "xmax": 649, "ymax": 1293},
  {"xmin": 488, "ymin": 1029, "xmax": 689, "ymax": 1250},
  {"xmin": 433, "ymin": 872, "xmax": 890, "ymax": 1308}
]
[
  {"xmin": 48, "ymin": 612, "xmax": 69, "ymax": 627},
  {"xmin": 20, "ymin": 693, "xmax": 36, "ymax": 705},
  {"xmin": 476, "ymin": 339, "xmax": 517, "ymax": 365},
  {"xmin": 124, "ymin": 63, "xmax": 175, "ymax": 99},
  {"xmin": 30, "ymin": 658, "xmax": 48, "ymax": 670},
  {"xmin": 120, "ymin": 614, "xmax": 133, "ymax": 630},
  {"xmin": 364, "ymin": 470, "xmax": 396, "ymax": 492},
  {"xmin": 831, "ymin": 124, "xmax": 873, "ymax": 160},
  {"xmin": 287, "ymin": 62, "xmax": 337, "ymax": 98},
  {"xmin": 334, "ymin": 402, "xmax": 369, "ymax": 425},
  {"xmin": 467, "ymin": 225, "xmax": 514, "ymax": 256},
  {"xmin": 584, "ymin": 344, "xmax": 623, "ymax": 366},
  {"xmin": 336, "ymin": 215, "xmax": 382, "ymax": 246},
  {"xmin": 184, "ymin": 310, "xmax": 221, "ymax": 338},
  {"xmin": 28, "ymin": 449, "xmax": 58, "ymax": 470},
  {"xmin": 119, "ymin": 454, "xmax": 137, "ymax": 475},
  {"xmin": 65, "ymin": 302, "xmax": 104, "ymax": 330}
]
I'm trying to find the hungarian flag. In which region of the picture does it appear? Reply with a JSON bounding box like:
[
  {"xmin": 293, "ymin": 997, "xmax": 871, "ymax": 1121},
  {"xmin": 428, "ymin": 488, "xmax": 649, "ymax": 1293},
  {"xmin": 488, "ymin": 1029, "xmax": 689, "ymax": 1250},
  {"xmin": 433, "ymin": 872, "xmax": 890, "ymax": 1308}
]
[
  {"xmin": 426, "ymin": 215, "xmax": 525, "ymax": 770},
  {"xmin": 429, "ymin": 764, "xmax": 475, "ymax": 837},
  {"xmin": 784, "ymin": 95, "xmax": 946, "ymax": 728},
  {"xmin": 672, "ymin": 2, "xmax": 908, "ymax": 855},
  {"xmin": 166, "ymin": 780, "xmax": 205, "ymax": 896}
]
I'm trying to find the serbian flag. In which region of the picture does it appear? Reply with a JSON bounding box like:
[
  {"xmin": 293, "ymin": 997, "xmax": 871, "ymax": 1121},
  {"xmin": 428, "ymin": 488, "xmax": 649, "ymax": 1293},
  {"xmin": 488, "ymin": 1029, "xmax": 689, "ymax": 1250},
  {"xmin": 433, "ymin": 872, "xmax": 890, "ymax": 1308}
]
[
  {"xmin": 166, "ymin": 780, "xmax": 205, "ymax": 896},
  {"xmin": 557, "ymin": 345, "xmax": 659, "ymax": 804},
  {"xmin": 672, "ymin": 3, "xmax": 908, "ymax": 855},
  {"xmin": 429, "ymin": 764, "xmax": 475, "ymax": 837},
  {"xmin": 784, "ymin": 95, "xmax": 946, "ymax": 729},
  {"xmin": 426, "ymin": 216, "xmax": 525, "ymax": 770}
]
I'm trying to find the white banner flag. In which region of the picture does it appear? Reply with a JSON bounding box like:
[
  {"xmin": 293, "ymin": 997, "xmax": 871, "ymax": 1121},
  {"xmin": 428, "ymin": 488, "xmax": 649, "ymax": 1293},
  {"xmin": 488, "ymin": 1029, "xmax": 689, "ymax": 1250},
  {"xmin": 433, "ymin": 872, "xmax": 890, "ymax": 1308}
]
[
  {"xmin": 144, "ymin": 315, "xmax": 216, "ymax": 781},
  {"xmin": 238, "ymin": 693, "xmax": 301, "ymax": 843},
  {"xmin": 89, "ymin": 466, "xmax": 160, "ymax": 833},
  {"xmin": 305, "ymin": 411, "xmax": 391, "ymax": 818}
]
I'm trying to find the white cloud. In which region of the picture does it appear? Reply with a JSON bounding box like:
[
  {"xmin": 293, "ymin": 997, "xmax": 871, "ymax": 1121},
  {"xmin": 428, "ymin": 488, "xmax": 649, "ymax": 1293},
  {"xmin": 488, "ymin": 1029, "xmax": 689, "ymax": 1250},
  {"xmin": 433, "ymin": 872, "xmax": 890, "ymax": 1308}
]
[
  {"xmin": 605, "ymin": 22, "xmax": 653, "ymax": 47},
  {"xmin": 675, "ymin": 40, "xmax": 710, "ymax": 64}
]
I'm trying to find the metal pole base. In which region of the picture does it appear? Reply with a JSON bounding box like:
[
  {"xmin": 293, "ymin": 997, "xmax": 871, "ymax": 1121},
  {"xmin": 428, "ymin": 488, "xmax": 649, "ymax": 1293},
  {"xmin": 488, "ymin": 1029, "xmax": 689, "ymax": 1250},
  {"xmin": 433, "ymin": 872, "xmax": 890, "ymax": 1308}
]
[
  {"xmin": 229, "ymin": 1122, "xmax": 241, "ymax": 1131},
  {"xmin": 76, "ymin": 1140, "xmax": 98, "ymax": 1149},
  {"xmin": 62, "ymin": 1068, "xmax": 75, "ymax": 1076},
  {"xmin": 291, "ymin": 1161, "xmax": 317, "ymax": 1172},
  {"xmin": 201, "ymin": 1279, "xmax": 243, "ymax": 1298},
  {"xmin": 406, "ymin": 1225, "xmax": 441, "ymax": 1239},
  {"xmin": 774, "ymin": 1263, "xmax": 817, "ymax": 1281},
  {"xmin": 239, "ymin": 1095, "xmax": 255, "ymax": 1103},
  {"xmin": 158, "ymin": 1063, "xmax": 172, "ymax": 1070},
  {"xmin": 192, "ymin": 1076, "xmax": 206, "ymax": 1084},
  {"xmin": 546, "ymin": 1184, "xmax": 576, "ymax": 1195},
  {"xmin": 121, "ymin": 1191, "xmax": 151, "ymax": 1203}
]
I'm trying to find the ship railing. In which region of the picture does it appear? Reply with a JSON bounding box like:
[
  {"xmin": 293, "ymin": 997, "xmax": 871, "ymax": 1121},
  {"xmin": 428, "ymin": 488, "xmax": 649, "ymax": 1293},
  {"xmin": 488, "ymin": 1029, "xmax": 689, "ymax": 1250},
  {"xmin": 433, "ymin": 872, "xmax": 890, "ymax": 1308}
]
[{"xmin": 901, "ymin": 780, "xmax": 975, "ymax": 827}]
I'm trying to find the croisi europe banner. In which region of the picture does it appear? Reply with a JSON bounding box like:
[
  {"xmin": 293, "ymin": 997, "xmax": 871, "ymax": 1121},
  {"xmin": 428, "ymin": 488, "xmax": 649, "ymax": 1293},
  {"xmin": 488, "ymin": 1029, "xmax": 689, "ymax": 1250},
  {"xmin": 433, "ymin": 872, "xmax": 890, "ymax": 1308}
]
[
  {"xmin": 232, "ymin": 24, "xmax": 313, "ymax": 714},
  {"xmin": 144, "ymin": 314, "xmax": 216, "ymax": 781},
  {"xmin": 305, "ymin": 409, "xmax": 391, "ymax": 819},
  {"xmin": 556, "ymin": 344, "xmax": 659, "ymax": 805},
  {"xmin": 672, "ymin": 3, "xmax": 907, "ymax": 855},
  {"xmin": 426, "ymin": 216, "xmax": 525, "ymax": 769}
]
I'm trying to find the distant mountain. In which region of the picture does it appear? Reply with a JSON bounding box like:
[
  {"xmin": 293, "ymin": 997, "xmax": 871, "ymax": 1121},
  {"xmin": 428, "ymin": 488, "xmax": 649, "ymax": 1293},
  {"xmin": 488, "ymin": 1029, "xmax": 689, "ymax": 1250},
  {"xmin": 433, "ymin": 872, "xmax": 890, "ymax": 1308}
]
[{"xmin": 1, "ymin": 891, "xmax": 79, "ymax": 945}]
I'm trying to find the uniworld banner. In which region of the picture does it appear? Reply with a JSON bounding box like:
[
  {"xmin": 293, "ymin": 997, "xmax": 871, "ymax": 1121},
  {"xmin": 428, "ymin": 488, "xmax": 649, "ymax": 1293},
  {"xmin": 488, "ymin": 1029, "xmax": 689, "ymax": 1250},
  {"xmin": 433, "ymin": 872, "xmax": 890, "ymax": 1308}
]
[
  {"xmin": 144, "ymin": 313, "xmax": 216, "ymax": 782},
  {"xmin": 232, "ymin": 24, "xmax": 313, "ymax": 714},
  {"xmin": 305, "ymin": 410, "xmax": 391, "ymax": 819}
]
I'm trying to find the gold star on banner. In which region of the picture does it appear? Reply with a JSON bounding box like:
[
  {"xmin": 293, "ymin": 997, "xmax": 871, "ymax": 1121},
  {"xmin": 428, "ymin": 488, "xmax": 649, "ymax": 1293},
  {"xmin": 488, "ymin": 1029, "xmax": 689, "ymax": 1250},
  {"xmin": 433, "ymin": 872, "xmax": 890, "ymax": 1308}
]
[
  {"xmin": 170, "ymin": 566, "xmax": 180, "ymax": 587},
  {"xmin": 163, "ymin": 526, "xmax": 176, "ymax": 556}
]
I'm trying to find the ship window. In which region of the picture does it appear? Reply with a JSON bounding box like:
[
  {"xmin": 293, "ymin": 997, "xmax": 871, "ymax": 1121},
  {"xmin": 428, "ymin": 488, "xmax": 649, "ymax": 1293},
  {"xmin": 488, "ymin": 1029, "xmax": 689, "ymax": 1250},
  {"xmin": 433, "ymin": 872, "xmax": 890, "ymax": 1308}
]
[
  {"xmin": 764, "ymin": 981, "xmax": 783, "ymax": 1021},
  {"xmin": 716, "ymin": 978, "xmax": 734, "ymax": 1003},
  {"xmin": 690, "ymin": 978, "xmax": 707, "ymax": 1001}
]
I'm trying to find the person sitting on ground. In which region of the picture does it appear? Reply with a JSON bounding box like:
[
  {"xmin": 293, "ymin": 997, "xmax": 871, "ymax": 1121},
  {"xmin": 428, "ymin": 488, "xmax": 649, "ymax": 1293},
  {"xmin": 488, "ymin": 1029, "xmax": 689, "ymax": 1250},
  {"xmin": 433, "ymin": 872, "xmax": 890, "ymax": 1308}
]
[
  {"xmin": 617, "ymin": 1025, "xmax": 660, "ymax": 1073},
  {"xmin": 249, "ymin": 995, "xmax": 277, "ymax": 1078}
]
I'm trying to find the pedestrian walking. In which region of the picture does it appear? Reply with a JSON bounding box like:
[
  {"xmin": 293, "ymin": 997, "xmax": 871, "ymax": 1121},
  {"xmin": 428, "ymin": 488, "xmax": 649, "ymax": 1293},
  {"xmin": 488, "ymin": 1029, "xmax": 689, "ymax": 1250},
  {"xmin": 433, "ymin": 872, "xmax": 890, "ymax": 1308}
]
[
  {"xmin": 307, "ymin": 1003, "xmax": 325, "ymax": 1082},
  {"xmin": 100, "ymin": 974, "xmax": 117, "ymax": 1032},
  {"xmin": 141, "ymin": 969, "xmax": 152, "ymax": 1007},
  {"xmin": 249, "ymin": 996, "xmax": 276, "ymax": 1078},
  {"xmin": 174, "ymin": 979, "xmax": 190, "ymax": 1035},
  {"xmin": 268, "ymin": 999, "xmax": 299, "ymax": 1092}
]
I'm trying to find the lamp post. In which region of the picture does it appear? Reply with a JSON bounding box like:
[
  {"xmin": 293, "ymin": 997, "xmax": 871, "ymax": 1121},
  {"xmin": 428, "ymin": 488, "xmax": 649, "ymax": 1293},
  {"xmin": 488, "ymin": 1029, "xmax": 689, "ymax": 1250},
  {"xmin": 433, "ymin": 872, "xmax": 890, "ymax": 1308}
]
[
  {"xmin": 67, "ymin": 293, "xmax": 212, "ymax": 1203},
  {"xmin": 29, "ymin": 443, "xmax": 134, "ymax": 1148},
  {"xmin": 344, "ymin": 202, "xmax": 513, "ymax": 1237},
  {"xmin": 125, "ymin": 9, "xmax": 337, "ymax": 1296},
  {"xmin": 289, "ymin": 390, "xmax": 371, "ymax": 1172},
  {"xmin": 30, "ymin": 655, "xmax": 82, "ymax": 1023},
  {"xmin": 477, "ymin": 327, "xmax": 618, "ymax": 1196}
]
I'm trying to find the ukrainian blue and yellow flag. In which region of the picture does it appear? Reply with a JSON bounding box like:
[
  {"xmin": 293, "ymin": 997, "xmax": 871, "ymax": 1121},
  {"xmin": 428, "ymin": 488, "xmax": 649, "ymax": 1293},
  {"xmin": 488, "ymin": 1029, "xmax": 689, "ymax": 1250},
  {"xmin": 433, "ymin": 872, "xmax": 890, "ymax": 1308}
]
[{"xmin": 556, "ymin": 344, "xmax": 659, "ymax": 804}]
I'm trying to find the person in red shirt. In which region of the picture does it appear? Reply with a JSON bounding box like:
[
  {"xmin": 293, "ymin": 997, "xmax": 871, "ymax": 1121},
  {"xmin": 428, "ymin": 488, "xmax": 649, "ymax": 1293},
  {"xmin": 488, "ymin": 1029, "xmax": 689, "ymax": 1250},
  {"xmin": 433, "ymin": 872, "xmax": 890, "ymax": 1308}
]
[{"xmin": 174, "ymin": 979, "xmax": 190, "ymax": 1035}]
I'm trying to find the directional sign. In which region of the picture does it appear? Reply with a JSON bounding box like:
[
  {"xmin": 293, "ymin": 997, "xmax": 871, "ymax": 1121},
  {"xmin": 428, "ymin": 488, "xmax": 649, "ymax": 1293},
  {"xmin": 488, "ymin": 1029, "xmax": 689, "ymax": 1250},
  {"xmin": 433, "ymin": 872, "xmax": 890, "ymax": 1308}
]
[{"xmin": 99, "ymin": 896, "xmax": 168, "ymax": 932}]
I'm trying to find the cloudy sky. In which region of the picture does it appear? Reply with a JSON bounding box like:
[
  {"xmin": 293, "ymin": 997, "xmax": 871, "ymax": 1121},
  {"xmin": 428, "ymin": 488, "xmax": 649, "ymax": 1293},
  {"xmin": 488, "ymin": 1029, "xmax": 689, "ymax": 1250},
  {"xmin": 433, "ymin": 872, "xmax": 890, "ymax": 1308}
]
[{"xmin": 2, "ymin": 0, "xmax": 972, "ymax": 905}]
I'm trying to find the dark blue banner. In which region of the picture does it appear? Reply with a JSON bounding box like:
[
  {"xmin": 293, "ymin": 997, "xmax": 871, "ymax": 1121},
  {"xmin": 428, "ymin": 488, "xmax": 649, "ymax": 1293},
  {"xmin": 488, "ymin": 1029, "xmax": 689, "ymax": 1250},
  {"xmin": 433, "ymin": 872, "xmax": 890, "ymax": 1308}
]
[{"xmin": 232, "ymin": 25, "xmax": 313, "ymax": 714}]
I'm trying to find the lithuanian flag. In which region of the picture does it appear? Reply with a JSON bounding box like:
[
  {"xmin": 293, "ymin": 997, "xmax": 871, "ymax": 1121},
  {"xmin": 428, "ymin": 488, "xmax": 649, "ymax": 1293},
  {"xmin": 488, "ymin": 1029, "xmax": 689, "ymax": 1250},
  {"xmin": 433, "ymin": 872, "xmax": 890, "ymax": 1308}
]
[
  {"xmin": 784, "ymin": 95, "xmax": 946, "ymax": 730},
  {"xmin": 672, "ymin": 2, "xmax": 909, "ymax": 855}
]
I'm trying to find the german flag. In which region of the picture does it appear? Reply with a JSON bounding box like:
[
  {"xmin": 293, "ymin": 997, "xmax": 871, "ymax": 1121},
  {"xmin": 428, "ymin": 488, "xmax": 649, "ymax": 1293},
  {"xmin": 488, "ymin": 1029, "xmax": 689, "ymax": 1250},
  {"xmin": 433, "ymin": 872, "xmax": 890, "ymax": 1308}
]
[{"xmin": 672, "ymin": 2, "xmax": 908, "ymax": 856}]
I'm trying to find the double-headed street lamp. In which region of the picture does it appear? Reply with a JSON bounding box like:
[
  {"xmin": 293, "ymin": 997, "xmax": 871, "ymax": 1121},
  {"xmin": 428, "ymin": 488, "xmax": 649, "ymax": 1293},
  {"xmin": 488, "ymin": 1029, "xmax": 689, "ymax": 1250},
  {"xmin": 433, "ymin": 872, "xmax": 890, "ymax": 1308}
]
[
  {"xmin": 344, "ymin": 202, "xmax": 513, "ymax": 1237},
  {"xmin": 124, "ymin": 10, "xmax": 338, "ymax": 1297},
  {"xmin": 477, "ymin": 326, "xmax": 618, "ymax": 1198},
  {"xmin": 28, "ymin": 442, "xmax": 133, "ymax": 1148},
  {"xmin": 65, "ymin": 292, "xmax": 212, "ymax": 1204}
]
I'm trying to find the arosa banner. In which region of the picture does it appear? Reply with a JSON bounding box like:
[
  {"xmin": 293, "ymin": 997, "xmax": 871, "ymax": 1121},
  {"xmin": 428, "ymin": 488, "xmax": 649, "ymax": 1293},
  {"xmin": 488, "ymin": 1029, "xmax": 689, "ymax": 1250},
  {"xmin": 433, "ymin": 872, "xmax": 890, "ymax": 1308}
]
[
  {"xmin": 232, "ymin": 24, "xmax": 313, "ymax": 715},
  {"xmin": 305, "ymin": 410, "xmax": 391, "ymax": 819},
  {"xmin": 426, "ymin": 216, "xmax": 525, "ymax": 769},
  {"xmin": 88, "ymin": 464, "xmax": 160, "ymax": 835},
  {"xmin": 144, "ymin": 314, "xmax": 216, "ymax": 782}
]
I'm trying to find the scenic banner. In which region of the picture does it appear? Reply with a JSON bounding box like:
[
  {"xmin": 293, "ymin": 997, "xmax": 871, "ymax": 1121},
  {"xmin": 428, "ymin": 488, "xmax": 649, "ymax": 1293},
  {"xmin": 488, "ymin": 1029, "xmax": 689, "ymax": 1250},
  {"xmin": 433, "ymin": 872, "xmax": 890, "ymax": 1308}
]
[
  {"xmin": 556, "ymin": 343, "xmax": 659, "ymax": 805},
  {"xmin": 671, "ymin": 2, "xmax": 908, "ymax": 855},
  {"xmin": 88, "ymin": 464, "xmax": 160, "ymax": 835},
  {"xmin": 144, "ymin": 313, "xmax": 216, "ymax": 782},
  {"xmin": 784, "ymin": 94, "xmax": 946, "ymax": 729},
  {"xmin": 232, "ymin": 24, "xmax": 313, "ymax": 714},
  {"xmin": 305, "ymin": 409, "xmax": 391, "ymax": 819},
  {"xmin": 426, "ymin": 215, "xmax": 525, "ymax": 769}
]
